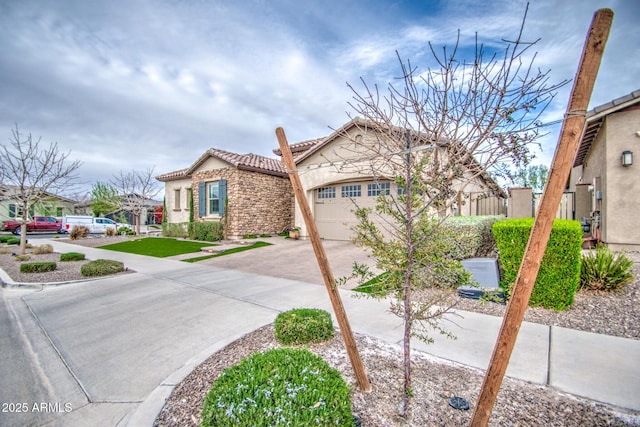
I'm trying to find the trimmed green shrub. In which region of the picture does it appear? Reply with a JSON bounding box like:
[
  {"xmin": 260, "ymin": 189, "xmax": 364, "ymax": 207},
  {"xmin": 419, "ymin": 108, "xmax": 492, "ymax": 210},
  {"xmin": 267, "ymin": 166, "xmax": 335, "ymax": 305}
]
[
  {"xmin": 80, "ymin": 259, "xmax": 124, "ymax": 277},
  {"xmin": 118, "ymin": 227, "xmax": 135, "ymax": 235},
  {"xmin": 492, "ymin": 218, "xmax": 582, "ymax": 310},
  {"xmin": 440, "ymin": 215, "xmax": 503, "ymax": 260},
  {"xmin": 274, "ymin": 308, "xmax": 335, "ymax": 345},
  {"xmin": 32, "ymin": 244, "xmax": 54, "ymax": 255},
  {"xmin": 20, "ymin": 261, "xmax": 57, "ymax": 273},
  {"xmin": 6, "ymin": 237, "xmax": 20, "ymax": 245},
  {"xmin": 201, "ymin": 348, "xmax": 353, "ymax": 427},
  {"xmin": 188, "ymin": 221, "xmax": 224, "ymax": 242},
  {"xmin": 69, "ymin": 225, "xmax": 90, "ymax": 240},
  {"xmin": 580, "ymin": 245, "xmax": 635, "ymax": 292},
  {"xmin": 60, "ymin": 252, "xmax": 86, "ymax": 262},
  {"xmin": 0, "ymin": 235, "xmax": 14, "ymax": 243},
  {"xmin": 162, "ymin": 222, "xmax": 188, "ymax": 238}
]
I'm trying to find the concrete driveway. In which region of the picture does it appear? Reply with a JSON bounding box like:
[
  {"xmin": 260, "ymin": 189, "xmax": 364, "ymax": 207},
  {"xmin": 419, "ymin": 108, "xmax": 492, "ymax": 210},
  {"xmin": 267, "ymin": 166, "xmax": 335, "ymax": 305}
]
[{"xmin": 191, "ymin": 236, "xmax": 378, "ymax": 287}]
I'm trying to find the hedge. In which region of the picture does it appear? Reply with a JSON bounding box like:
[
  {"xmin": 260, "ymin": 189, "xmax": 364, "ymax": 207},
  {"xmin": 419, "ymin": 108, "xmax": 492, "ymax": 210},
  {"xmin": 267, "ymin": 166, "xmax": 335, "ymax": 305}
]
[
  {"xmin": 439, "ymin": 215, "xmax": 503, "ymax": 260},
  {"xmin": 162, "ymin": 222, "xmax": 224, "ymax": 241},
  {"xmin": 492, "ymin": 218, "xmax": 582, "ymax": 310},
  {"xmin": 20, "ymin": 261, "xmax": 57, "ymax": 273}
]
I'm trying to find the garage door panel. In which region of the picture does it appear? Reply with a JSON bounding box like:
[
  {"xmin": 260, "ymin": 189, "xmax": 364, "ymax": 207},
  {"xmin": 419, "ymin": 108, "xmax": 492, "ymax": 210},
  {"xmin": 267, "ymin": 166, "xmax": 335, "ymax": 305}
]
[{"xmin": 313, "ymin": 180, "xmax": 388, "ymax": 240}]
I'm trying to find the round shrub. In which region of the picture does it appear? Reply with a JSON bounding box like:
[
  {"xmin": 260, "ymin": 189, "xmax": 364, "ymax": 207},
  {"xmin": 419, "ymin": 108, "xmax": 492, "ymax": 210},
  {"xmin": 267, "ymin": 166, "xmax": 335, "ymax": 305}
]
[
  {"xmin": 6, "ymin": 237, "xmax": 20, "ymax": 245},
  {"xmin": 60, "ymin": 252, "xmax": 86, "ymax": 262},
  {"xmin": 15, "ymin": 254, "xmax": 31, "ymax": 261},
  {"xmin": 32, "ymin": 244, "xmax": 54, "ymax": 255},
  {"xmin": 20, "ymin": 261, "xmax": 56, "ymax": 273},
  {"xmin": 105, "ymin": 227, "xmax": 117, "ymax": 237},
  {"xmin": 118, "ymin": 227, "xmax": 135, "ymax": 235},
  {"xmin": 274, "ymin": 308, "xmax": 335, "ymax": 345},
  {"xmin": 201, "ymin": 348, "xmax": 353, "ymax": 427},
  {"xmin": 80, "ymin": 259, "xmax": 124, "ymax": 277},
  {"xmin": 0, "ymin": 235, "xmax": 13, "ymax": 243}
]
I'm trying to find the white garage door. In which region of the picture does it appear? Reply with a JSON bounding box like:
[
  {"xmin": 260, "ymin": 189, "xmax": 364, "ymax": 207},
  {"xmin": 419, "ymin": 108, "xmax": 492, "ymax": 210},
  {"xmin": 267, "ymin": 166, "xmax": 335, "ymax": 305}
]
[{"xmin": 313, "ymin": 180, "xmax": 390, "ymax": 240}]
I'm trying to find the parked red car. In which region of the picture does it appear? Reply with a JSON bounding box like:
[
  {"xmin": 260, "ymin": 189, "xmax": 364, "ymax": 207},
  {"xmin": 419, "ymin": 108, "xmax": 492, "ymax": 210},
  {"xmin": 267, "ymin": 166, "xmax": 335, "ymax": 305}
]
[{"xmin": 2, "ymin": 216, "xmax": 62, "ymax": 234}]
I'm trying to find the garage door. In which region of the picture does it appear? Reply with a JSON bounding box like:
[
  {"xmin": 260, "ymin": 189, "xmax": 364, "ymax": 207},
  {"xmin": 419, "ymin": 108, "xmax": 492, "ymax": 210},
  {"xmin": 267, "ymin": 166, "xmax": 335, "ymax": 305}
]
[{"xmin": 313, "ymin": 180, "xmax": 390, "ymax": 240}]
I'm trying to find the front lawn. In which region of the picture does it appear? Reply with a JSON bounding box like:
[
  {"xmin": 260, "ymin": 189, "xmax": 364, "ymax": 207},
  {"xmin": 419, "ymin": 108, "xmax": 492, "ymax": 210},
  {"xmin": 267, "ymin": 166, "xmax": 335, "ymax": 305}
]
[
  {"xmin": 182, "ymin": 241, "xmax": 272, "ymax": 262},
  {"xmin": 98, "ymin": 237, "xmax": 216, "ymax": 257}
]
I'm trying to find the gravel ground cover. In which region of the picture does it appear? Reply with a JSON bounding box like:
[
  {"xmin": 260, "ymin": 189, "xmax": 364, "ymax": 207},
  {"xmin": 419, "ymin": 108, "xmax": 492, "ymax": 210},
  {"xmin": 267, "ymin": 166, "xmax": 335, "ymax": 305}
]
[{"xmin": 2, "ymin": 237, "xmax": 639, "ymax": 425}]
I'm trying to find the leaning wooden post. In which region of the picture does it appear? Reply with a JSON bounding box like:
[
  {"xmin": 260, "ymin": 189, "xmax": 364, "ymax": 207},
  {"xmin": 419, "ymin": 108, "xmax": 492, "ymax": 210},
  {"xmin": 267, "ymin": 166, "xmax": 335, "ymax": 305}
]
[
  {"xmin": 470, "ymin": 8, "xmax": 613, "ymax": 426},
  {"xmin": 276, "ymin": 127, "xmax": 372, "ymax": 392}
]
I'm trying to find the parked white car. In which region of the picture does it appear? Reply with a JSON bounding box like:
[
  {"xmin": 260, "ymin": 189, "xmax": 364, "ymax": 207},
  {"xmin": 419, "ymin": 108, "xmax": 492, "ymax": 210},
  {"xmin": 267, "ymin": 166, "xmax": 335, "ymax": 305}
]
[{"xmin": 61, "ymin": 215, "xmax": 132, "ymax": 234}]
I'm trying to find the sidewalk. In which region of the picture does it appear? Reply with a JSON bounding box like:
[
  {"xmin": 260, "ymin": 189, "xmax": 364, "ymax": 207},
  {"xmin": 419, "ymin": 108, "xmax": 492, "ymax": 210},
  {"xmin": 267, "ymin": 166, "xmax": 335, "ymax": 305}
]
[{"xmin": 2, "ymin": 238, "xmax": 639, "ymax": 426}]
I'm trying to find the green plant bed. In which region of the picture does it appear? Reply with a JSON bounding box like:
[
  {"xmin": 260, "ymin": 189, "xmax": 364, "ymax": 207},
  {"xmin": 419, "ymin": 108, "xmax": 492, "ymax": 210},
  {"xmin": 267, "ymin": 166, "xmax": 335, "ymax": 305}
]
[
  {"xmin": 60, "ymin": 252, "xmax": 86, "ymax": 262},
  {"xmin": 201, "ymin": 348, "xmax": 353, "ymax": 427},
  {"xmin": 20, "ymin": 261, "xmax": 57, "ymax": 273},
  {"xmin": 182, "ymin": 241, "xmax": 271, "ymax": 263},
  {"xmin": 81, "ymin": 259, "xmax": 125, "ymax": 277},
  {"xmin": 275, "ymin": 308, "xmax": 335, "ymax": 345},
  {"xmin": 98, "ymin": 237, "xmax": 214, "ymax": 257}
]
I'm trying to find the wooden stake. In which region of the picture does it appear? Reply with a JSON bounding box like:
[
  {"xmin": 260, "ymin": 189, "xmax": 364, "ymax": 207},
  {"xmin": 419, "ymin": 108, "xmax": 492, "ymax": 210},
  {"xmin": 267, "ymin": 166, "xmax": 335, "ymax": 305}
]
[
  {"xmin": 470, "ymin": 8, "xmax": 613, "ymax": 426},
  {"xmin": 276, "ymin": 127, "xmax": 372, "ymax": 392}
]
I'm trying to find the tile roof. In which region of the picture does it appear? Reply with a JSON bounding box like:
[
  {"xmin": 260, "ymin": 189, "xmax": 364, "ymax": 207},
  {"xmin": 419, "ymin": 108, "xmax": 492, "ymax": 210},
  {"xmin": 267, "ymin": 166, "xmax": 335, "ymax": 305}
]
[
  {"xmin": 272, "ymin": 138, "xmax": 324, "ymax": 158},
  {"xmin": 155, "ymin": 149, "xmax": 288, "ymax": 182}
]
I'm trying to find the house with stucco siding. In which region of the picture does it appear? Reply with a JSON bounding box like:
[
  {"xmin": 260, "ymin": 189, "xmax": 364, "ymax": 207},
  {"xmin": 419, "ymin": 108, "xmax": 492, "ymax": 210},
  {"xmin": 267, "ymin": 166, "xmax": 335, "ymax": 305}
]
[
  {"xmin": 274, "ymin": 118, "xmax": 506, "ymax": 240},
  {"xmin": 569, "ymin": 89, "xmax": 640, "ymax": 250},
  {"xmin": 156, "ymin": 148, "xmax": 294, "ymax": 238}
]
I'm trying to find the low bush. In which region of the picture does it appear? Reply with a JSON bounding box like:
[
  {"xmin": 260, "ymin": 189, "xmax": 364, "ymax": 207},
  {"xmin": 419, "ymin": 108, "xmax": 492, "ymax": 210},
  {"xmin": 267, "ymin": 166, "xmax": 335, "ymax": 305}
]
[
  {"xmin": 118, "ymin": 227, "xmax": 135, "ymax": 235},
  {"xmin": 105, "ymin": 227, "xmax": 117, "ymax": 236},
  {"xmin": 69, "ymin": 225, "xmax": 90, "ymax": 240},
  {"xmin": 32, "ymin": 244, "xmax": 54, "ymax": 255},
  {"xmin": 580, "ymin": 245, "xmax": 635, "ymax": 292},
  {"xmin": 80, "ymin": 259, "xmax": 124, "ymax": 277},
  {"xmin": 188, "ymin": 221, "xmax": 224, "ymax": 242},
  {"xmin": 440, "ymin": 215, "xmax": 503, "ymax": 260},
  {"xmin": 493, "ymin": 218, "xmax": 582, "ymax": 310},
  {"xmin": 274, "ymin": 308, "xmax": 335, "ymax": 345},
  {"xmin": 201, "ymin": 348, "xmax": 353, "ymax": 427},
  {"xmin": 0, "ymin": 248, "xmax": 10, "ymax": 254},
  {"xmin": 0, "ymin": 235, "xmax": 13, "ymax": 243},
  {"xmin": 60, "ymin": 252, "xmax": 86, "ymax": 262},
  {"xmin": 162, "ymin": 222, "xmax": 188, "ymax": 238},
  {"xmin": 15, "ymin": 254, "xmax": 31, "ymax": 261},
  {"xmin": 6, "ymin": 237, "xmax": 20, "ymax": 245},
  {"xmin": 20, "ymin": 261, "xmax": 56, "ymax": 273}
]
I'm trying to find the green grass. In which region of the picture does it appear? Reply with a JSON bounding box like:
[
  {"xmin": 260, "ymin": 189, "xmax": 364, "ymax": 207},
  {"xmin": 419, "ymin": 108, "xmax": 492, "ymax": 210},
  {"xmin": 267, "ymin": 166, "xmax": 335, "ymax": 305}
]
[
  {"xmin": 98, "ymin": 237, "xmax": 217, "ymax": 257},
  {"xmin": 183, "ymin": 241, "xmax": 272, "ymax": 262}
]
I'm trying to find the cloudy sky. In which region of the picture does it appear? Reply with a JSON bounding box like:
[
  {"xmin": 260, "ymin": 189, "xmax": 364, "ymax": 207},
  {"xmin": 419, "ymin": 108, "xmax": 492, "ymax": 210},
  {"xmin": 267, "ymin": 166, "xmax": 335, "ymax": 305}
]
[{"xmin": 1, "ymin": 0, "xmax": 638, "ymax": 195}]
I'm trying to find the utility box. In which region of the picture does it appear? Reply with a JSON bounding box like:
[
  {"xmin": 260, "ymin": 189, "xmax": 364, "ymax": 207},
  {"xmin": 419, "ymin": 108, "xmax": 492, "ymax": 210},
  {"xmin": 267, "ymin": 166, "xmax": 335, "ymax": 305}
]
[{"xmin": 457, "ymin": 258, "xmax": 503, "ymax": 301}]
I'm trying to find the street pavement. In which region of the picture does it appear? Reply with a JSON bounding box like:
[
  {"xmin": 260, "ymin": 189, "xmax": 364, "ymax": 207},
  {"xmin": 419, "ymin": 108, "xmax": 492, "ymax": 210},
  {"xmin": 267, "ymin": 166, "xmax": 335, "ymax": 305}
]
[{"xmin": 0, "ymin": 237, "xmax": 639, "ymax": 426}]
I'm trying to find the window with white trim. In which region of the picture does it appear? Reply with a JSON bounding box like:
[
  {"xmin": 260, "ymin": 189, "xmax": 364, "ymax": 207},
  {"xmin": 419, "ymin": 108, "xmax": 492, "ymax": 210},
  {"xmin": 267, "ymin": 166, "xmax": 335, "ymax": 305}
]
[
  {"xmin": 341, "ymin": 185, "xmax": 361, "ymax": 198},
  {"xmin": 367, "ymin": 182, "xmax": 390, "ymax": 196},
  {"xmin": 208, "ymin": 182, "xmax": 220, "ymax": 215},
  {"xmin": 317, "ymin": 187, "xmax": 336, "ymax": 199}
]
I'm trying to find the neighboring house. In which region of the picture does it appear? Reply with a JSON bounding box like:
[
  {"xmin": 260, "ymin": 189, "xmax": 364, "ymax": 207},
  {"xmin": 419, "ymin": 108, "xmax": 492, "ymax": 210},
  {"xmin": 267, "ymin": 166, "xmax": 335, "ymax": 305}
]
[
  {"xmin": 274, "ymin": 118, "xmax": 507, "ymax": 240},
  {"xmin": 569, "ymin": 89, "xmax": 640, "ymax": 250},
  {"xmin": 0, "ymin": 184, "xmax": 76, "ymax": 222},
  {"xmin": 156, "ymin": 148, "xmax": 294, "ymax": 238},
  {"xmin": 74, "ymin": 194, "xmax": 163, "ymax": 226}
]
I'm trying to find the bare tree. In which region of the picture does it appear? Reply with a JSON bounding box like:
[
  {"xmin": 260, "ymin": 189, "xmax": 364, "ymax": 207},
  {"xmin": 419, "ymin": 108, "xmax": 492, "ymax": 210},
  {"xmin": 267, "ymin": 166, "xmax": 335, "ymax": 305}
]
[
  {"xmin": 110, "ymin": 167, "xmax": 161, "ymax": 235},
  {"xmin": 0, "ymin": 124, "xmax": 82, "ymax": 254},
  {"xmin": 335, "ymin": 8, "xmax": 567, "ymax": 416}
]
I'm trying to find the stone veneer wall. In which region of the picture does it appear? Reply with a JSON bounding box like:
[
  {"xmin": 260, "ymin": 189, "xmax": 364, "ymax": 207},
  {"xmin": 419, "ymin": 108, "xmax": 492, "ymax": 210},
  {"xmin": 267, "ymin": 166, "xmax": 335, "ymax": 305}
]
[{"xmin": 192, "ymin": 167, "xmax": 294, "ymax": 238}]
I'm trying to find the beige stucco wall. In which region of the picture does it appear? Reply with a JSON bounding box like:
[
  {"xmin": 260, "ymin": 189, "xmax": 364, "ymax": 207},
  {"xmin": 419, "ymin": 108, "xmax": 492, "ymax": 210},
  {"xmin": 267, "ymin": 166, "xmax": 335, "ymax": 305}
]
[
  {"xmin": 578, "ymin": 108, "xmax": 640, "ymax": 249},
  {"xmin": 163, "ymin": 178, "xmax": 192, "ymax": 223},
  {"xmin": 601, "ymin": 109, "xmax": 640, "ymax": 248},
  {"xmin": 507, "ymin": 187, "xmax": 533, "ymax": 218}
]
